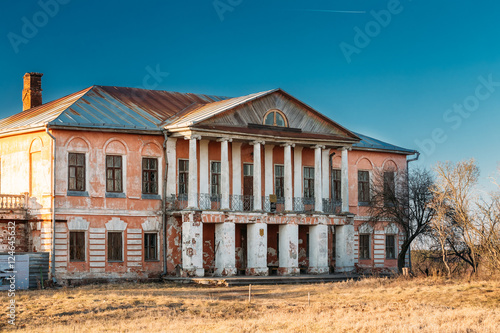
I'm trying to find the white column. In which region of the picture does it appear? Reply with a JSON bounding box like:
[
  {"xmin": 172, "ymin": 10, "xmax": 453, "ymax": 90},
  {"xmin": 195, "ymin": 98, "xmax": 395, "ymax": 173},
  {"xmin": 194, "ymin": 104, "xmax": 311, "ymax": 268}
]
[
  {"xmin": 314, "ymin": 145, "xmax": 324, "ymax": 212},
  {"xmin": 246, "ymin": 223, "xmax": 268, "ymax": 275},
  {"xmin": 215, "ymin": 222, "xmax": 236, "ymax": 276},
  {"xmin": 293, "ymin": 146, "xmax": 303, "ymax": 211},
  {"xmin": 278, "ymin": 224, "xmax": 299, "ymax": 275},
  {"xmin": 166, "ymin": 138, "xmax": 177, "ymax": 197},
  {"xmin": 283, "ymin": 143, "xmax": 294, "ymax": 211},
  {"xmin": 264, "ymin": 145, "xmax": 275, "ymax": 196},
  {"xmin": 341, "ymin": 147, "xmax": 350, "ymax": 213},
  {"xmin": 308, "ymin": 224, "xmax": 329, "ymax": 274},
  {"xmin": 182, "ymin": 218, "xmax": 204, "ymax": 277},
  {"xmin": 187, "ymin": 135, "xmax": 200, "ymax": 209},
  {"xmin": 199, "ymin": 140, "xmax": 209, "ymax": 209},
  {"xmin": 322, "ymin": 149, "xmax": 330, "ymax": 200},
  {"xmin": 252, "ymin": 141, "xmax": 264, "ymax": 211},
  {"xmin": 335, "ymin": 224, "xmax": 355, "ymax": 273},
  {"xmin": 219, "ymin": 138, "xmax": 232, "ymax": 210},
  {"xmin": 232, "ymin": 142, "xmax": 242, "ymax": 210}
]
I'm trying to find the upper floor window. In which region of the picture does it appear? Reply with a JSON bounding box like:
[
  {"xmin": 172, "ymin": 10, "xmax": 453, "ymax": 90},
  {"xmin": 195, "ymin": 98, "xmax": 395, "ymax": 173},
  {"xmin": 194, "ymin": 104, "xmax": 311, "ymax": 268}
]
[
  {"xmin": 275, "ymin": 165, "xmax": 284, "ymax": 198},
  {"xmin": 263, "ymin": 109, "xmax": 288, "ymax": 127},
  {"xmin": 68, "ymin": 153, "xmax": 85, "ymax": 191},
  {"xmin": 142, "ymin": 158, "xmax": 158, "ymax": 194},
  {"xmin": 211, "ymin": 161, "xmax": 221, "ymax": 196},
  {"xmin": 178, "ymin": 159, "xmax": 189, "ymax": 195},
  {"xmin": 332, "ymin": 169, "xmax": 341, "ymax": 202},
  {"xmin": 106, "ymin": 155, "xmax": 123, "ymax": 193},
  {"xmin": 304, "ymin": 167, "xmax": 315, "ymax": 198},
  {"xmin": 358, "ymin": 170, "xmax": 370, "ymax": 205}
]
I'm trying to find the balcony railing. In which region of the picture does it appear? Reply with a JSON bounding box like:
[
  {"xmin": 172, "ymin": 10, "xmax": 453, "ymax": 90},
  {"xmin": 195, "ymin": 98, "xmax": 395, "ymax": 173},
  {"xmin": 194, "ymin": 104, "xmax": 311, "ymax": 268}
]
[
  {"xmin": 0, "ymin": 194, "xmax": 28, "ymax": 211},
  {"xmin": 165, "ymin": 193, "xmax": 341, "ymax": 215}
]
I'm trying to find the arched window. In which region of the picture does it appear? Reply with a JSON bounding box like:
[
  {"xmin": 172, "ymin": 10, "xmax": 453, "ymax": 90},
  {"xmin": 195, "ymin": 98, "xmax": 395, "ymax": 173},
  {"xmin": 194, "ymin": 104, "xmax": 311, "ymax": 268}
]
[{"xmin": 263, "ymin": 109, "xmax": 288, "ymax": 127}]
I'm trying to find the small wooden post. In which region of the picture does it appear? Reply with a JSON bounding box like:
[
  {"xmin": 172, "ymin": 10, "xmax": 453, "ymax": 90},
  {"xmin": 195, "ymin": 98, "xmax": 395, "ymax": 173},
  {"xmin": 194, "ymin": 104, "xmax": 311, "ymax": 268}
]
[{"xmin": 248, "ymin": 284, "xmax": 252, "ymax": 303}]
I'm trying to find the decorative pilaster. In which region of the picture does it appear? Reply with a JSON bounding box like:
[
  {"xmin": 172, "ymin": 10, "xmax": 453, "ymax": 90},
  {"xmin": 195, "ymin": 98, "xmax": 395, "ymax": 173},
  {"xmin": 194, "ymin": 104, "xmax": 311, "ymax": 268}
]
[
  {"xmin": 232, "ymin": 142, "xmax": 243, "ymax": 211},
  {"xmin": 186, "ymin": 135, "xmax": 201, "ymax": 209},
  {"xmin": 199, "ymin": 140, "xmax": 210, "ymax": 209},
  {"xmin": 282, "ymin": 143, "xmax": 294, "ymax": 211},
  {"xmin": 293, "ymin": 146, "xmax": 303, "ymax": 211},
  {"xmin": 251, "ymin": 141, "xmax": 264, "ymax": 211},
  {"xmin": 341, "ymin": 147, "xmax": 350, "ymax": 213},
  {"xmin": 314, "ymin": 145, "xmax": 325, "ymax": 212},
  {"xmin": 218, "ymin": 138, "xmax": 232, "ymax": 210},
  {"xmin": 166, "ymin": 138, "xmax": 177, "ymax": 197}
]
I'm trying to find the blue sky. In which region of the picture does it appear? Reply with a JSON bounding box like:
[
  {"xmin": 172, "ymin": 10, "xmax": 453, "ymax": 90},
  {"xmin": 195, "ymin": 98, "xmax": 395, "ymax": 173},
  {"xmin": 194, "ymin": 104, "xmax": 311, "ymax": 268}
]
[{"xmin": 1, "ymin": 0, "xmax": 499, "ymax": 191}]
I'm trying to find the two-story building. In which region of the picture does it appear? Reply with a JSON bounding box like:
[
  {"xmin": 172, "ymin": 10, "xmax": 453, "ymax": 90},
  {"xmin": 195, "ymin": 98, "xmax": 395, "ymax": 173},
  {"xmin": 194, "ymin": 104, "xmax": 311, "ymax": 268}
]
[{"xmin": 0, "ymin": 73, "xmax": 416, "ymax": 282}]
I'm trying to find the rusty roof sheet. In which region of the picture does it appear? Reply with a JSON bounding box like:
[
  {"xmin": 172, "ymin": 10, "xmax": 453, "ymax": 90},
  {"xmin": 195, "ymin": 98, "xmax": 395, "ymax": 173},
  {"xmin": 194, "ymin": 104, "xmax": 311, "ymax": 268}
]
[
  {"xmin": 353, "ymin": 132, "xmax": 417, "ymax": 155},
  {"xmin": 0, "ymin": 86, "xmax": 229, "ymax": 133}
]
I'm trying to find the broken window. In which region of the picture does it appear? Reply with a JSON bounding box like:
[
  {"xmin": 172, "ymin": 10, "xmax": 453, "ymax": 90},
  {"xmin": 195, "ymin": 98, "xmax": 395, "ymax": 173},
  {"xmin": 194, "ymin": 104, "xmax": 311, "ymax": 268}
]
[
  {"xmin": 142, "ymin": 158, "xmax": 158, "ymax": 194},
  {"xmin": 68, "ymin": 153, "xmax": 85, "ymax": 191},
  {"xmin": 106, "ymin": 155, "xmax": 123, "ymax": 193},
  {"xmin": 386, "ymin": 235, "xmax": 396, "ymax": 259},
  {"xmin": 69, "ymin": 231, "xmax": 85, "ymax": 261},
  {"xmin": 211, "ymin": 161, "xmax": 221, "ymax": 196},
  {"xmin": 303, "ymin": 167, "xmax": 315, "ymax": 198},
  {"xmin": 359, "ymin": 234, "xmax": 370, "ymax": 259},
  {"xmin": 275, "ymin": 165, "xmax": 284, "ymax": 198},
  {"xmin": 358, "ymin": 171, "xmax": 370, "ymax": 204},
  {"xmin": 178, "ymin": 159, "xmax": 189, "ymax": 195},
  {"xmin": 144, "ymin": 233, "xmax": 158, "ymax": 261},
  {"xmin": 108, "ymin": 232, "xmax": 123, "ymax": 261}
]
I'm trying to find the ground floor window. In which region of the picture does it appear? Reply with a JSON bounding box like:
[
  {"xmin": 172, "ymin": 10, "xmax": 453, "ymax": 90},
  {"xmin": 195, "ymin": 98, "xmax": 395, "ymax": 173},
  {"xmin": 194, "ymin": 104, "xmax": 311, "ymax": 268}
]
[
  {"xmin": 108, "ymin": 232, "xmax": 123, "ymax": 261},
  {"xmin": 386, "ymin": 235, "xmax": 396, "ymax": 259},
  {"xmin": 359, "ymin": 234, "xmax": 370, "ymax": 259},
  {"xmin": 145, "ymin": 233, "xmax": 158, "ymax": 261},
  {"xmin": 69, "ymin": 231, "xmax": 85, "ymax": 261}
]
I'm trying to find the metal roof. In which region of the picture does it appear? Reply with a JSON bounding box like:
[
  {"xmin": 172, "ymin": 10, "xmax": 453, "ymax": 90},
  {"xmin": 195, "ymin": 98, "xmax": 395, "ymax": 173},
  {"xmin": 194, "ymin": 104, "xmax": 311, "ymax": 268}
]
[{"xmin": 353, "ymin": 132, "xmax": 417, "ymax": 155}]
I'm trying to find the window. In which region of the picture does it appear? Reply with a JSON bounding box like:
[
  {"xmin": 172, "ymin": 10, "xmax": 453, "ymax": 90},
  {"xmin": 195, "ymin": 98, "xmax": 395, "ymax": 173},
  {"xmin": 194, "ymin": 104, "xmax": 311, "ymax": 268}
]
[
  {"xmin": 332, "ymin": 169, "xmax": 341, "ymax": 202},
  {"xmin": 69, "ymin": 231, "xmax": 85, "ymax": 261},
  {"xmin": 275, "ymin": 165, "xmax": 284, "ymax": 198},
  {"xmin": 178, "ymin": 159, "xmax": 189, "ymax": 195},
  {"xmin": 358, "ymin": 171, "xmax": 370, "ymax": 204},
  {"xmin": 304, "ymin": 167, "xmax": 315, "ymax": 198},
  {"xmin": 211, "ymin": 161, "xmax": 221, "ymax": 196},
  {"xmin": 243, "ymin": 163, "xmax": 253, "ymax": 176},
  {"xmin": 142, "ymin": 158, "xmax": 158, "ymax": 194},
  {"xmin": 263, "ymin": 109, "xmax": 288, "ymax": 127},
  {"xmin": 106, "ymin": 155, "xmax": 123, "ymax": 193},
  {"xmin": 68, "ymin": 153, "xmax": 85, "ymax": 191},
  {"xmin": 359, "ymin": 234, "xmax": 370, "ymax": 259},
  {"xmin": 108, "ymin": 232, "xmax": 123, "ymax": 261},
  {"xmin": 383, "ymin": 171, "xmax": 395, "ymax": 205},
  {"xmin": 145, "ymin": 233, "xmax": 158, "ymax": 261},
  {"xmin": 386, "ymin": 235, "xmax": 396, "ymax": 259}
]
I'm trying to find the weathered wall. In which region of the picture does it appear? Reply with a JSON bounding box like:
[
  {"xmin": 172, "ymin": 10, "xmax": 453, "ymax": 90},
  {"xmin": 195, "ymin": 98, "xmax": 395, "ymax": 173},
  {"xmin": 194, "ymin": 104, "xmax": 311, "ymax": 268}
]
[{"xmin": 0, "ymin": 221, "xmax": 31, "ymax": 252}]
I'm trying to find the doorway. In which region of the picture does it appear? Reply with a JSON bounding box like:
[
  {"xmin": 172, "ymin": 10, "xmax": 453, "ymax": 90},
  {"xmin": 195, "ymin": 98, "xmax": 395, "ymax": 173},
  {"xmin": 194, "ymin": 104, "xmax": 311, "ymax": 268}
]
[{"xmin": 243, "ymin": 163, "xmax": 253, "ymax": 211}]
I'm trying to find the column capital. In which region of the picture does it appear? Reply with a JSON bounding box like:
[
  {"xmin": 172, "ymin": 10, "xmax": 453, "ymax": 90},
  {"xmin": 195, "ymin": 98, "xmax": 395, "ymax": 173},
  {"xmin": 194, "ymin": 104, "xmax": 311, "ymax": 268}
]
[
  {"xmin": 312, "ymin": 145, "xmax": 326, "ymax": 150},
  {"xmin": 281, "ymin": 142, "xmax": 295, "ymax": 148},
  {"xmin": 340, "ymin": 146, "xmax": 352, "ymax": 151},
  {"xmin": 185, "ymin": 134, "xmax": 201, "ymax": 141},
  {"xmin": 250, "ymin": 140, "xmax": 265, "ymax": 146},
  {"xmin": 217, "ymin": 137, "xmax": 233, "ymax": 142}
]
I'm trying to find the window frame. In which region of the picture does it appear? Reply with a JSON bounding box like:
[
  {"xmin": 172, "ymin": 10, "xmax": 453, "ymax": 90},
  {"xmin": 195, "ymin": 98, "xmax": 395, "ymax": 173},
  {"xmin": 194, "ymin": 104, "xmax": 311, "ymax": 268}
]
[
  {"xmin": 107, "ymin": 231, "xmax": 123, "ymax": 262},
  {"xmin": 178, "ymin": 159, "xmax": 189, "ymax": 195},
  {"xmin": 359, "ymin": 234, "xmax": 371, "ymax": 260},
  {"xmin": 274, "ymin": 164, "xmax": 285, "ymax": 198},
  {"xmin": 106, "ymin": 155, "xmax": 123, "ymax": 193},
  {"xmin": 332, "ymin": 169, "xmax": 341, "ymax": 202},
  {"xmin": 69, "ymin": 231, "xmax": 86, "ymax": 262},
  {"xmin": 68, "ymin": 152, "xmax": 86, "ymax": 192},
  {"xmin": 144, "ymin": 232, "xmax": 159, "ymax": 261},
  {"xmin": 210, "ymin": 161, "xmax": 222, "ymax": 196},
  {"xmin": 263, "ymin": 109, "xmax": 288, "ymax": 127},
  {"xmin": 386, "ymin": 234, "xmax": 396, "ymax": 259},
  {"xmin": 142, "ymin": 157, "xmax": 158, "ymax": 195},
  {"xmin": 303, "ymin": 166, "xmax": 315, "ymax": 199},
  {"xmin": 358, "ymin": 170, "xmax": 371, "ymax": 205}
]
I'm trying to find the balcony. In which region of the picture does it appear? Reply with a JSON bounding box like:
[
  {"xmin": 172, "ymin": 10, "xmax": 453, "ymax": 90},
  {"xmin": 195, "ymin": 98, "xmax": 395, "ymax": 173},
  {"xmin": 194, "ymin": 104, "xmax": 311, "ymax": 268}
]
[
  {"xmin": 0, "ymin": 194, "xmax": 29, "ymax": 219},
  {"xmin": 165, "ymin": 193, "xmax": 341, "ymax": 215}
]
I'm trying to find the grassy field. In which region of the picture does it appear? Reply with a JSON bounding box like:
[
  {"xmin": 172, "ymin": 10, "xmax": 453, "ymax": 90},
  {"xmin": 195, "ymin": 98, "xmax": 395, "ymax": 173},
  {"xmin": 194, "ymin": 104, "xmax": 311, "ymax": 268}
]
[{"xmin": 1, "ymin": 277, "xmax": 500, "ymax": 332}]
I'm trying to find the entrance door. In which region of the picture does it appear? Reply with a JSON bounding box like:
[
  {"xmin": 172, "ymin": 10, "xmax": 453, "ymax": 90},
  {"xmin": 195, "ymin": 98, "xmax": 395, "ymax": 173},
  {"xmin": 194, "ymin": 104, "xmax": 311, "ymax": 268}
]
[
  {"xmin": 240, "ymin": 226, "xmax": 247, "ymax": 272},
  {"xmin": 243, "ymin": 164, "xmax": 253, "ymax": 211}
]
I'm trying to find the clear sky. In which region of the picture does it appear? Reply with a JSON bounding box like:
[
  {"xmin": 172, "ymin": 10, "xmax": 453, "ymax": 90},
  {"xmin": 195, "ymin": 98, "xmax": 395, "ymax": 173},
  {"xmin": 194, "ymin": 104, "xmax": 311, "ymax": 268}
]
[{"xmin": 1, "ymin": 0, "xmax": 499, "ymax": 192}]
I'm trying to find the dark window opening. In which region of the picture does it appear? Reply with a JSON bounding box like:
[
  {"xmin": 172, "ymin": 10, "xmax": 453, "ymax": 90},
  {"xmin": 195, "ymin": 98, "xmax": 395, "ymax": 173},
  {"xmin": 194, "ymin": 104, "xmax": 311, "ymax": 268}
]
[
  {"xmin": 69, "ymin": 231, "xmax": 85, "ymax": 261},
  {"xmin": 332, "ymin": 169, "xmax": 341, "ymax": 202},
  {"xmin": 359, "ymin": 234, "xmax": 370, "ymax": 260},
  {"xmin": 386, "ymin": 235, "xmax": 396, "ymax": 259},
  {"xmin": 304, "ymin": 167, "xmax": 315, "ymax": 198},
  {"xmin": 142, "ymin": 158, "xmax": 158, "ymax": 194},
  {"xmin": 106, "ymin": 155, "xmax": 123, "ymax": 193},
  {"xmin": 384, "ymin": 171, "xmax": 396, "ymax": 206},
  {"xmin": 68, "ymin": 153, "xmax": 85, "ymax": 191},
  {"xmin": 108, "ymin": 232, "xmax": 123, "ymax": 261},
  {"xmin": 211, "ymin": 161, "xmax": 221, "ymax": 196},
  {"xmin": 358, "ymin": 171, "xmax": 370, "ymax": 204},
  {"xmin": 178, "ymin": 159, "xmax": 189, "ymax": 195},
  {"xmin": 275, "ymin": 165, "xmax": 284, "ymax": 198},
  {"xmin": 145, "ymin": 233, "xmax": 158, "ymax": 261}
]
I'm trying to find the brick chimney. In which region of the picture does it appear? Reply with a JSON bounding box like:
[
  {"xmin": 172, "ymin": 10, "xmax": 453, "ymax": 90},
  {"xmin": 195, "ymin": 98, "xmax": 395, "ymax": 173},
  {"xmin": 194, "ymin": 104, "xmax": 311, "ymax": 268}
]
[{"xmin": 22, "ymin": 72, "xmax": 43, "ymax": 111}]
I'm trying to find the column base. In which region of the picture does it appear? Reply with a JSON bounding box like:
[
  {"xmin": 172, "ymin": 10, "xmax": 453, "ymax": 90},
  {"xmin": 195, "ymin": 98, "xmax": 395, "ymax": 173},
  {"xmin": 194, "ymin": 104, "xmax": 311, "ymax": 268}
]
[
  {"xmin": 214, "ymin": 267, "xmax": 237, "ymax": 277},
  {"xmin": 277, "ymin": 267, "xmax": 300, "ymax": 276},
  {"xmin": 183, "ymin": 268, "xmax": 205, "ymax": 277},
  {"xmin": 245, "ymin": 267, "xmax": 269, "ymax": 276},
  {"xmin": 335, "ymin": 266, "xmax": 355, "ymax": 273},
  {"xmin": 307, "ymin": 266, "xmax": 329, "ymax": 275}
]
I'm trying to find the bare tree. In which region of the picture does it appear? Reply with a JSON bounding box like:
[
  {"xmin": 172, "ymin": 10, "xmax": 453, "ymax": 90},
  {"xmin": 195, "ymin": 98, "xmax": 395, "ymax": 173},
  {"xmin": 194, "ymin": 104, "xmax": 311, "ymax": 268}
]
[
  {"xmin": 368, "ymin": 167, "xmax": 435, "ymax": 273},
  {"xmin": 431, "ymin": 159, "xmax": 481, "ymax": 275}
]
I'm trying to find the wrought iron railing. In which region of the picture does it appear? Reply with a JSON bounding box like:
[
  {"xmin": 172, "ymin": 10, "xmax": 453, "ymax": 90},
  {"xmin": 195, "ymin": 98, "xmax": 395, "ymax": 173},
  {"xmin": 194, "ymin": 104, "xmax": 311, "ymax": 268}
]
[
  {"xmin": 165, "ymin": 193, "xmax": 342, "ymax": 215},
  {"xmin": 0, "ymin": 194, "xmax": 28, "ymax": 210}
]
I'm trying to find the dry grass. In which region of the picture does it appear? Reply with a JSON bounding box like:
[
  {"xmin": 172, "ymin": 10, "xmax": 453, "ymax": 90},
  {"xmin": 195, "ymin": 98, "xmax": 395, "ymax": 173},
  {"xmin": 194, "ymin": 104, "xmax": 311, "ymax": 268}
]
[{"xmin": 1, "ymin": 277, "xmax": 500, "ymax": 332}]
